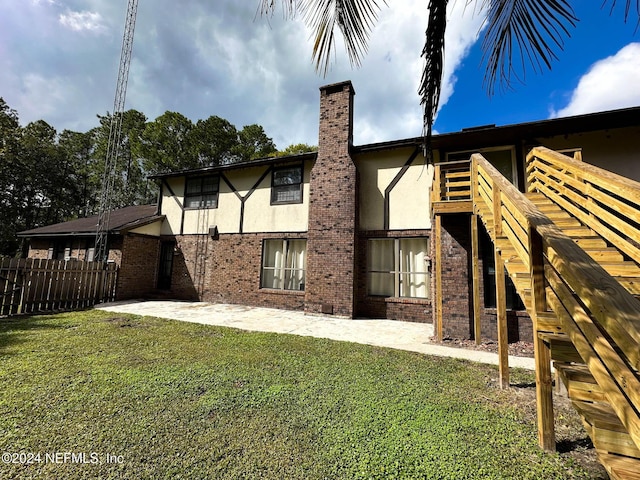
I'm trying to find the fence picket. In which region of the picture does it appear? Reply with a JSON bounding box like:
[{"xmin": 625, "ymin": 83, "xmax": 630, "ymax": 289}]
[{"xmin": 0, "ymin": 258, "xmax": 118, "ymax": 316}]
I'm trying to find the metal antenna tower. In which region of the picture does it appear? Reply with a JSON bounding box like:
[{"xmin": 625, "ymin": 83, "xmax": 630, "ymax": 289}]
[{"xmin": 94, "ymin": 0, "xmax": 139, "ymax": 262}]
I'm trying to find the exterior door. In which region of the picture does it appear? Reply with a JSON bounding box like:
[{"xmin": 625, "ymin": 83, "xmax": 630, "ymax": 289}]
[{"xmin": 158, "ymin": 241, "xmax": 175, "ymax": 290}]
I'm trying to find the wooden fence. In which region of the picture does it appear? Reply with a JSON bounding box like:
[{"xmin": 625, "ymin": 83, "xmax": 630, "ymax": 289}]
[{"xmin": 0, "ymin": 258, "xmax": 118, "ymax": 316}]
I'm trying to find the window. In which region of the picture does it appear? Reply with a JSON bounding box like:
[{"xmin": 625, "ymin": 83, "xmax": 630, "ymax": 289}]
[
  {"xmin": 261, "ymin": 239, "xmax": 306, "ymax": 291},
  {"xmin": 185, "ymin": 175, "xmax": 219, "ymax": 208},
  {"xmin": 271, "ymin": 166, "xmax": 303, "ymax": 204},
  {"xmin": 49, "ymin": 241, "xmax": 71, "ymax": 260},
  {"xmin": 367, "ymin": 238, "xmax": 430, "ymax": 298}
]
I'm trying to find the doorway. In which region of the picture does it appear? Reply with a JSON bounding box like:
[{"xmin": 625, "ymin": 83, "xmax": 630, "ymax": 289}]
[{"xmin": 158, "ymin": 241, "xmax": 175, "ymax": 290}]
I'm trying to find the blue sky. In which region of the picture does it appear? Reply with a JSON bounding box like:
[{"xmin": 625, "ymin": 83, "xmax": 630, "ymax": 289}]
[
  {"xmin": 436, "ymin": 2, "xmax": 640, "ymax": 133},
  {"xmin": 1, "ymin": 1, "xmax": 639, "ymax": 149}
]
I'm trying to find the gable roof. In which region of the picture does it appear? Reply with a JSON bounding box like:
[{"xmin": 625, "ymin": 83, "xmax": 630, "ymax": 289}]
[{"xmin": 18, "ymin": 205, "xmax": 163, "ymax": 238}]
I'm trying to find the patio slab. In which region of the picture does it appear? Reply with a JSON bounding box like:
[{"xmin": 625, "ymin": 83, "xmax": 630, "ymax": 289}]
[{"xmin": 96, "ymin": 300, "xmax": 536, "ymax": 370}]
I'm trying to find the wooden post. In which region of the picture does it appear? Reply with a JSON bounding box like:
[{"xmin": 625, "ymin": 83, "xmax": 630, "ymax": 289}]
[
  {"xmin": 434, "ymin": 214, "xmax": 443, "ymax": 342},
  {"xmin": 470, "ymin": 158, "xmax": 482, "ymax": 345},
  {"xmin": 471, "ymin": 214, "xmax": 482, "ymax": 344},
  {"xmin": 492, "ymin": 180, "xmax": 503, "ymax": 237},
  {"xmin": 529, "ymin": 227, "xmax": 556, "ymax": 451},
  {"xmin": 494, "ymin": 245, "xmax": 509, "ymax": 388},
  {"xmin": 433, "ymin": 164, "xmax": 442, "ymax": 205}
]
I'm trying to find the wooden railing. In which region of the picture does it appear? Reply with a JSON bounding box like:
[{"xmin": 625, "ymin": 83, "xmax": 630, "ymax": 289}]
[
  {"xmin": 0, "ymin": 258, "xmax": 118, "ymax": 316},
  {"xmin": 527, "ymin": 146, "xmax": 640, "ymax": 276},
  {"xmin": 472, "ymin": 153, "xmax": 640, "ymax": 451},
  {"xmin": 432, "ymin": 160, "xmax": 473, "ymax": 213},
  {"xmin": 434, "ymin": 150, "xmax": 640, "ymax": 460}
]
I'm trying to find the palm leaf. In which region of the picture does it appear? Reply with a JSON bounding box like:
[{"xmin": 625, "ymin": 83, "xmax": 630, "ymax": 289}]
[
  {"xmin": 301, "ymin": 0, "xmax": 385, "ymax": 74},
  {"xmin": 258, "ymin": 0, "xmax": 298, "ymax": 17},
  {"xmin": 604, "ymin": 0, "xmax": 640, "ymax": 23},
  {"xmin": 419, "ymin": 0, "xmax": 448, "ymax": 162},
  {"xmin": 259, "ymin": 0, "xmax": 384, "ymax": 74},
  {"xmin": 480, "ymin": 0, "xmax": 577, "ymax": 95}
]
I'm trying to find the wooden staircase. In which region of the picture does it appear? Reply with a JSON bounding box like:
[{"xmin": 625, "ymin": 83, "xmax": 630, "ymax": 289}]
[{"xmin": 434, "ymin": 147, "xmax": 640, "ymax": 479}]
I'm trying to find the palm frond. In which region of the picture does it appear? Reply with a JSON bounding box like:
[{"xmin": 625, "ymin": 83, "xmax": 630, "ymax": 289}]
[
  {"xmin": 419, "ymin": 0, "xmax": 448, "ymax": 162},
  {"xmin": 603, "ymin": 0, "xmax": 640, "ymax": 28},
  {"xmin": 258, "ymin": 0, "xmax": 299, "ymax": 18},
  {"xmin": 301, "ymin": 0, "xmax": 385, "ymax": 75},
  {"xmin": 480, "ymin": 0, "xmax": 578, "ymax": 95}
]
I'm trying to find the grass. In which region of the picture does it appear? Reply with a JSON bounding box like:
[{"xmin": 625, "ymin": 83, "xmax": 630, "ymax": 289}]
[{"xmin": 0, "ymin": 310, "xmax": 601, "ymax": 479}]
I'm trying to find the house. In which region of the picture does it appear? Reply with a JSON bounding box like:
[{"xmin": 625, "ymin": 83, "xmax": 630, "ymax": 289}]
[
  {"xmin": 19, "ymin": 80, "xmax": 640, "ymax": 343},
  {"xmin": 18, "ymin": 85, "xmax": 640, "ymax": 474},
  {"xmin": 19, "ymin": 204, "xmax": 165, "ymax": 299}
]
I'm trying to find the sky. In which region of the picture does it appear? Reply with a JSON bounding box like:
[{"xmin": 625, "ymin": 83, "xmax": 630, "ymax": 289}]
[{"xmin": 1, "ymin": 0, "xmax": 639, "ymax": 150}]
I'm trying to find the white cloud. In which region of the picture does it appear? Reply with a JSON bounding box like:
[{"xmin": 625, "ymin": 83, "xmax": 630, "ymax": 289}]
[
  {"xmin": 551, "ymin": 42, "xmax": 640, "ymax": 118},
  {"xmin": 59, "ymin": 10, "xmax": 107, "ymax": 33}
]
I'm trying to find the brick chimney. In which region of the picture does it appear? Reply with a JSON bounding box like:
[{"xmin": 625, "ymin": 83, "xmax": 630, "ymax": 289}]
[{"xmin": 305, "ymin": 81, "xmax": 357, "ymax": 317}]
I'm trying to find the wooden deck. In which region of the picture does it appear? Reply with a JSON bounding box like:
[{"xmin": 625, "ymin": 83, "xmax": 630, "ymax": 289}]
[{"xmin": 432, "ymin": 148, "xmax": 640, "ymax": 478}]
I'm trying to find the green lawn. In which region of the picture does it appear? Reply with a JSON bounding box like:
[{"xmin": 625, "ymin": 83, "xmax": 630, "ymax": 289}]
[{"xmin": 0, "ymin": 310, "xmax": 598, "ymax": 479}]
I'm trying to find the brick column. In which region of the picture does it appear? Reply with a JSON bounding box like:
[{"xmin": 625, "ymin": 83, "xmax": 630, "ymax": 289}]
[{"xmin": 305, "ymin": 81, "xmax": 357, "ymax": 317}]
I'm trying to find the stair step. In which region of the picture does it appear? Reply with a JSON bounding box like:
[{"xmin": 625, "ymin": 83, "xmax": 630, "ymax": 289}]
[
  {"xmin": 573, "ymin": 237, "xmax": 610, "ymax": 249},
  {"xmin": 584, "ymin": 248, "xmax": 625, "ymax": 263},
  {"xmin": 572, "ymin": 400, "xmax": 640, "ymax": 459},
  {"xmin": 539, "ymin": 333, "xmax": 584, "ymax": 363},
  {"xmin": 554, "ymin": 362, "xmax": 607, "ymax": 403},
  {"xmin": 617, "ymin": 277, "xmax": 640, "ymax": 295},
  {"xmin": 535, "ymin": 311, "xmax": 563, "ymax": 334},
  {"xmin": 601, "ymin": 262, "xmax": 640, "ymax": 277},
  {"xmin": 598, "ymin": 453, "xmax": 640, "ymax": 480}
]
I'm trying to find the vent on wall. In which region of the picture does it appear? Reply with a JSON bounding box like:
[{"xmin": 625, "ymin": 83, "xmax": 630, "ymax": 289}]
[{"xmin": 321, "ymin": 304, "xmax": 334, "ymax": 315}]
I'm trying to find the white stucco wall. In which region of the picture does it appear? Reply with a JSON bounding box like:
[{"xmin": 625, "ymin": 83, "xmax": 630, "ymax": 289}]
[
  {"xmin": 128, "ymin": 219, "xmax": 163, "ymax": 236},
  {"xmin": 159, "ymin": 162, "xmax": 311, "ymax": 235},
  {"xmin": 356, "ymin": 148, "xmax": 433, "ymax": 231}
]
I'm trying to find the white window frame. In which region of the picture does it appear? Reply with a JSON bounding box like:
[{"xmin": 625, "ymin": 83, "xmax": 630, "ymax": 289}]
[
  {"xmin": 260, "ymin": 239, "xmax": 307, "ymax": 291},
  {"xmin": 367, "ymin": 237, "xmax": 430, "ymax": 299}
]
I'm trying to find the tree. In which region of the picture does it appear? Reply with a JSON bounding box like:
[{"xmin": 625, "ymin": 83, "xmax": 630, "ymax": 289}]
[
  {"xmin": 235, "ymin": 124, "xmax": 277, "ymax": 162},
  {"xmin": 137, "ymin": 111, "xmax": 197, "ymax": 175},
  {"xmin": 260, "ymin": 0, "xmax": 640, "ymax": 158},
  {"xmin": 274, "ymin": 143, "xmax": 318, "ymax": 156},
  {"xmin": 58, "ymin": 129, "xmax": 100, "ymax": 217},
  {"xmin": 94, "ymin": 109, "xmax": 150, "ymax": 207},
  {"xmin": 0, "ymin": 98, "xmax": 22, "ymax": 256},
  {"xmin": 191, "ymin": 115, "xmax": 239, "ymax": 167}
]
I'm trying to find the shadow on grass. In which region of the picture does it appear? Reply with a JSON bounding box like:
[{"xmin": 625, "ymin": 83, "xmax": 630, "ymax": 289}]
[
  {"xmin": 0, "ymin": 314, "xmax": 70, "ymax": 353},
  {"xmin": 511, "ymin": 381, "xmax": 536, "ymax": 389},
  {"xmin": 557, "ymin": 436, "xmax": 594, "ymax": 453}
]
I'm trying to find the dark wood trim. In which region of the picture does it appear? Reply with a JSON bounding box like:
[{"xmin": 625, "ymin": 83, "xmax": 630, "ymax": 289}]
[
  {"xmin": 221, "ymin": 167, "xmax": 273, "ymax": 233},
  {"xmin": 383, "ymin": 147, "xmax": 422, "ymax": 230}
]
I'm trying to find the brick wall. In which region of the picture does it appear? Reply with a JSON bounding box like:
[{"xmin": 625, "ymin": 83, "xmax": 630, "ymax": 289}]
[
  {"xmin": 116, "ymin": 234, "xmax": 161, "ymax": 300},
  {"xmin": 437, "ymin": 215, "xmax": 473, "ymax": 338},
  {"xmin": 168, "ymin": 233, "xmax": 306, "ymax": 311},
  {"xmin": 305, "ymin": 81, "xmax": 358, "ymax": 317},
  {"xmin": 437, "ymin": 214, "xmax": 532, "ymax": 342}
]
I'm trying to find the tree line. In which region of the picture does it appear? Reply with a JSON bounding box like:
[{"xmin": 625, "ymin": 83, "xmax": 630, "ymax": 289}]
[{"xmin": 0, "ymin": 98, "xmax": 316, "ymax": 257}]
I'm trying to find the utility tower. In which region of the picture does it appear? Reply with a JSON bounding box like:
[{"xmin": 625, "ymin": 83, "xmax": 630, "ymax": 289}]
[{"xmin": 94, "ymin": 0, "xmax": 139, "ymax": 262}]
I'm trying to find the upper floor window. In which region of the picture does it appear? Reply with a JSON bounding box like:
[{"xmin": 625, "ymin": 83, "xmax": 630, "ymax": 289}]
[
  {"xmin": 185, "ymin": 175, "xmax": 219, "ymax": 209},
  {"xmin": 271, "ymin": 165, "xmax": 303, "ymax": 205},
  {"xmin": 367, "ymin": 237, "xmax": 430, "ymax": 299}
]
